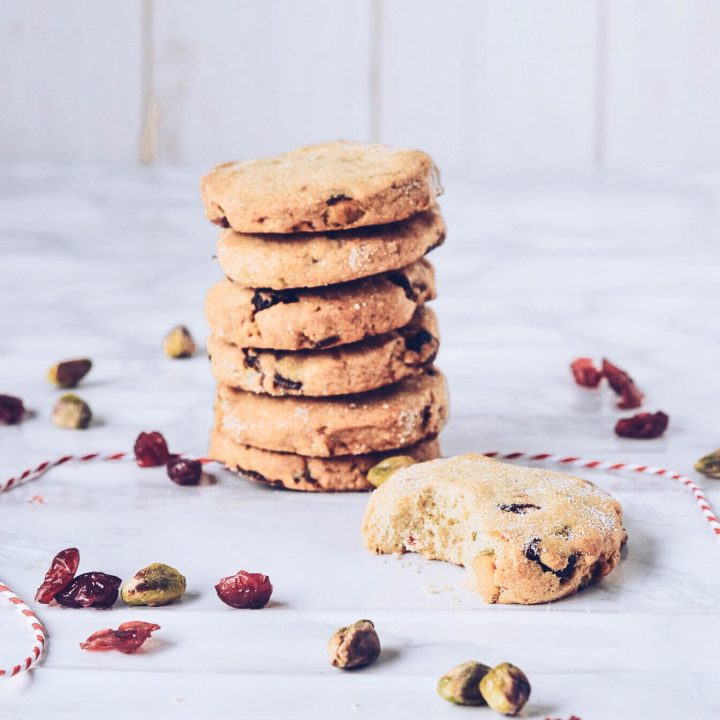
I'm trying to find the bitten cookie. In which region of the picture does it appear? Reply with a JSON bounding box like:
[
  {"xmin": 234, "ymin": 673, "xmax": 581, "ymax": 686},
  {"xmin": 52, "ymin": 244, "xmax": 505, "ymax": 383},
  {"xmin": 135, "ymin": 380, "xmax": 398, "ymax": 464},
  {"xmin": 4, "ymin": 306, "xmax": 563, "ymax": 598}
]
[
  {"xmin": 209, "ymin": 429, "xmax": 441, "ymax": 492},
  {"xmin": 205, "ymin": 259, "xmax": 435, "ymax": 350},
  {"xmin": 215, "ymin": 368, "xmax": 448, "ymax": 457},
  {"xmin": 201, "ymin": 140, "xmax": 442, "ymax": 233},
  {"xmin": 362, "ymin": 454, "xmax": 626, "ymax": 605},
  {"xmin": 216, "ymin": 209, "xmax": 445, "ymax": 289},
  {"xmin": 208, "ymin": 307, "xmax": 439, "ymax": 397}
]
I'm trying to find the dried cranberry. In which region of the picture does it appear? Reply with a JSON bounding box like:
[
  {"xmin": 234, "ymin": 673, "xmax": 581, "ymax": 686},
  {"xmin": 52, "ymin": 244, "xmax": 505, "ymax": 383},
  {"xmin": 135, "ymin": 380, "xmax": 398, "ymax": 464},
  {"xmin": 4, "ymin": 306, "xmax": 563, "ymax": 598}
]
[
  {"xmin": 215, "ymin": 570, "xmax": 273, "ymax": 609},
  {"xmin": 326, "ymin": 193, "xmax": 351, "ymax": 205},
  {"xmin": 617, "ymin": 383, "xmax": 644, "ymax": 410},
  {"xmin": 55, "ymin": 571, "xmax": 122, "ymax": 608},
  {"xmin": 251, "ymin": 289, "xmax": 299, "ymax": 313},
  {"xmin": 0, "ymin": 394, "xmax": 25, "ymax": 425},
  {"xmin": 387, "ymin": 271, "xmax": 416, "ymax": 300},
  {"xmin": 273, "ymin": 373, "xmax": 303, "ymax": 391},
  {"xmin": 570, "ymin": 358, "xmax": 602, "ymax": 388},
  {"xmin": 525, "ymin": 539, "xmax": 577, "ymax": 581},
  {"xmin": 80, "ymin": 621, "xmax": 160, "ymax": 653},
  {"xmin": 602, "ymin": 359, "xmax": 644, "ymax": 409},
  {"xmin": 498, "ymin": 503, "xmax": 541, "ymax": 514},
  {"xmin": 615, "ymin": 411, "xmax": 669, "ymax": 439},
  {"xmin": 35, "ymin": 547, "xmax": 80, "ymax": 604},
  {"xmin": 134, "ymin": 431, "xmax": 170, "ymax": 467},
  {"xmin": 404, "ymin": 328, "xmax": 434, "ymax": 354},
  {"xmin": 167, "ymin": 456, "xmax": 202, "ymax": 485}
]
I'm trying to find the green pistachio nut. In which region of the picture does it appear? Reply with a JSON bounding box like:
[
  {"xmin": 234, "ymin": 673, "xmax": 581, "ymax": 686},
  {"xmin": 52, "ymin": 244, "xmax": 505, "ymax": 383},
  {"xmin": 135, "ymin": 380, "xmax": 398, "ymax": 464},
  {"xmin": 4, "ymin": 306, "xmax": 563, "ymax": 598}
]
[
  {"xmin": 47, "ymin": 358, "xmax": 92, "ymax": 389},
  {"xmin": 367, "ymin": 455, "xmax": 416, "ymax": 488},
  {"xmin": 437, "ymin": 660, "xmax": 491, "ymax": 705},
  {"xmin": 121, "ymin": 563, "xmax": 186, "ymax": 606},
  {"xmin": 328, "ymin": 619, "xmax": 381, "ymax": 669},
  {"xmin": 52, "ymin": 393, "xmax": 92, "ymax": 429},
  {"xmin": 479, "ymin": 662, "xmax": 531, "ymax": 716},
  {"xmin": 163, "ymin": 325, "xmax": 196, "ymax": 359},
  {"xmin": 695, "ymin": 449, "xmax": 720, "ymax": 480}
]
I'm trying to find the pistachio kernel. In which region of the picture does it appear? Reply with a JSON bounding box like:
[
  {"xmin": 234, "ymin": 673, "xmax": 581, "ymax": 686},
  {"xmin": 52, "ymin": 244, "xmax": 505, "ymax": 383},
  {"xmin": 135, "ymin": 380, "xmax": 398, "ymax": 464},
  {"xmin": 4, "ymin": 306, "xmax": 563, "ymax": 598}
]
[
  {"xmin": 367, "ymin": 455, "xmax": 416, "ymax": 488},
  {"xmin": 328, "ymin": 619, "xmax": 381, "ymax": 669},
  {"xmin": 163, "ymin": 325, "xmax": 196, "ymax": 359},
  {"xmin": 437, "ymin": 660, "xmax": 491, "ymax": 706},
  {"xmin": 695, "ymin": 449, "xmax": 720, "ymax": 480},
  {"xmin": 52, "ymin": 393, "xmax": 92, "ymax": 430},
  {"xmin": 121, "ymin": 563, "xmax": 186, "ymax": 606},
  {"xmin": 479, "ymin": 662, "xmax": 531, "ymax": 716},
  {"xmin": 47, "ymin": 358, "xmax": 92, "ymax": 389}
]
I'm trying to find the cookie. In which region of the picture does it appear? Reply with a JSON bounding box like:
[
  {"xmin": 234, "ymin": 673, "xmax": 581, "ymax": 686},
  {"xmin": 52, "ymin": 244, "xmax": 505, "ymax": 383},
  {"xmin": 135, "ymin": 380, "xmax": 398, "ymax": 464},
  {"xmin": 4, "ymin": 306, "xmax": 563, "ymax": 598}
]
[
  {"xmin": 208, "ymin": 429, "xmax": 441, "ymax": 492},
  {"xmin": 215, "ymin": 368, "xmax": 448, "ymax": 457},
  {"xmin": 362, "ymin": 454, "xmax": 626, "ymax": 605},
  {"xmin": 207, "ymin": 307, "xmax": 439, "ymax": 397},
  {"xmin": 205, "ymin": 259, "xmax": 435, "ymax": 350},
  {"xmin": 201, "ymin": 140, "xmax": 442, "ymax": 233},
  {"xmin": 216, "ymin": 208, "xmax": 445, "ymax": 290}
]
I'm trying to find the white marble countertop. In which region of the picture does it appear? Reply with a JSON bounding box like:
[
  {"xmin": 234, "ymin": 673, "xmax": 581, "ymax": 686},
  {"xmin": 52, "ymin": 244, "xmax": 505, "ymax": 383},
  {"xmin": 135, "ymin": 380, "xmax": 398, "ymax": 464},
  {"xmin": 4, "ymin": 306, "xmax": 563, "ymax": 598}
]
[{"xmin": 1, "ymin": 165, "xmax": 719, "ymax": 719}]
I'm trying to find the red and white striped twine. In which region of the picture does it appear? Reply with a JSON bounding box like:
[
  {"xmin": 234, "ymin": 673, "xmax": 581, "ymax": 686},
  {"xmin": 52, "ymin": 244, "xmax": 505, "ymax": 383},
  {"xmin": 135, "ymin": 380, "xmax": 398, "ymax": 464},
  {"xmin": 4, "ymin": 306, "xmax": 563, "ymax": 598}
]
[
  {"xmin": 0, "ymin": 446, "xmax": 718, "ymax": 678},
  {"xmin": 0, "ymin": 583, "xmax": 46, "ymax": 678},
  {"xmin": 0, "ymin": 450, "xmax": 219, "ymax": 495},
  {"xmin": 1, "ymin": 451, "xmax": 130, "ymax": 494}
]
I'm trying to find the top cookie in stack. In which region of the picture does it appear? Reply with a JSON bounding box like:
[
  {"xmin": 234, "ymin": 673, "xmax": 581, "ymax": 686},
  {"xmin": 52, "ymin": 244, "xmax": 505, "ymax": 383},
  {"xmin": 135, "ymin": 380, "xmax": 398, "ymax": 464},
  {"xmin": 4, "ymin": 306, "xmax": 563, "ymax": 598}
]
[{"xmin": 201, "ymin": 140, "xmax": 449, "ymax": 492}]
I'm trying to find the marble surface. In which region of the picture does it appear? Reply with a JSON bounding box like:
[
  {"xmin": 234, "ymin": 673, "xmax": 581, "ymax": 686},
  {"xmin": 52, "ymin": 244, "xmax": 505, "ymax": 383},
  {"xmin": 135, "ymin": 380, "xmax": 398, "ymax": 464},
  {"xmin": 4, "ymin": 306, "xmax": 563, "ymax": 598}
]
[{"xmin": 1, "ymin": 164, "xmax": 719, "ymax": 719}]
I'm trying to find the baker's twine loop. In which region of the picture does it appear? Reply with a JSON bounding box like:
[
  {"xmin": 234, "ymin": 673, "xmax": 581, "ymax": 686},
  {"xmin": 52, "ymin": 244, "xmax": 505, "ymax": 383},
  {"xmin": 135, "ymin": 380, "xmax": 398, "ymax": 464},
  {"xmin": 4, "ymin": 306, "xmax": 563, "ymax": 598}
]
[{"xmin": 0, "ymin": 583, "xmax": 46, "ymax": 678}]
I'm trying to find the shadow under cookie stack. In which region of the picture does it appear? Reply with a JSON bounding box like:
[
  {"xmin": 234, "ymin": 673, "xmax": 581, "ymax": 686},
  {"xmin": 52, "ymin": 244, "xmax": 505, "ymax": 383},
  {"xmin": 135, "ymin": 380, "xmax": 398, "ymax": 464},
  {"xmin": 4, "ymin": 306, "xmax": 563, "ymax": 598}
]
[{"xmin": 200, "ymin": 140, "xmax": 448, "ymax": 491}]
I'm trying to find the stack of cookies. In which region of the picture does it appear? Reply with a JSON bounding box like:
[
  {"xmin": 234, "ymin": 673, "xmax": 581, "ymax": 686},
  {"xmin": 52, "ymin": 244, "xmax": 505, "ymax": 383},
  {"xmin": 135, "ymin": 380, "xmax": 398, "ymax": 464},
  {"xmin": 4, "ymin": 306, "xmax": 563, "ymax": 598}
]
[{"xmin": 200, "ymin": 140, "xmax": 449, "ymax": 491}]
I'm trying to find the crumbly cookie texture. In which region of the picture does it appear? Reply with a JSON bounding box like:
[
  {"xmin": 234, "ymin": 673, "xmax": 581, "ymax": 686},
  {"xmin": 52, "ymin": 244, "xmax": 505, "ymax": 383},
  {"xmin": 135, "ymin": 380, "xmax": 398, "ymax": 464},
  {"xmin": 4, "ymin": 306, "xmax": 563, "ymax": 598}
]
[
  {"xmin": 215, "ymin": 368, "xmax": 448, "ymax": 457},
  {"xmin": 216, "ymin": 208, "xmax": 445, "ymax": 290},
  {"xmin": 208, "ymin": 429, "xmax": 441, "ymax": 492},
  {"xmin": 200, "ymin": 140, "xmax": 442, "ymax": 233},
  {"xmin": 205, "ymin": 258, "xmax": 435, "ymax": 350},
  {"xmin": 208, "ymin": 307, "xmax": 439, "ymax": 397},
  {"xmin": 362, "ymin": 454, "xmax": 626, "ymax": 605}
]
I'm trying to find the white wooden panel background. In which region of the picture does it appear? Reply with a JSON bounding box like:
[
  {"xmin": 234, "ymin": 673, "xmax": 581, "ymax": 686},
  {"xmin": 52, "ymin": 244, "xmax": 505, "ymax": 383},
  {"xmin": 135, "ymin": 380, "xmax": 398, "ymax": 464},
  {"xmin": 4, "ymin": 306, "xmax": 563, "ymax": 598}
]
[{"xmin": 1, "ymin": 0, "xmax": 719, "ymax": 176}]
